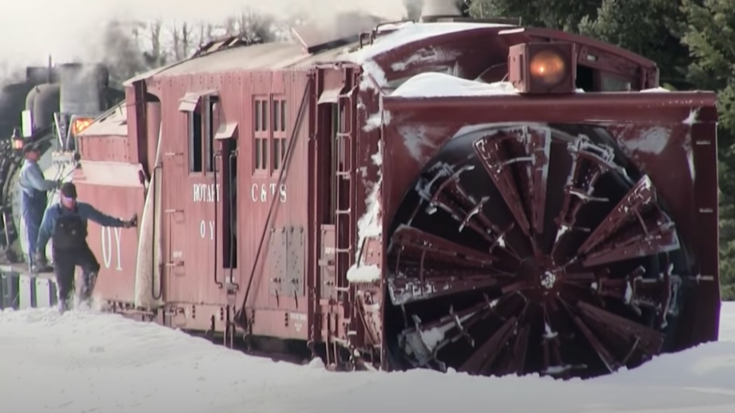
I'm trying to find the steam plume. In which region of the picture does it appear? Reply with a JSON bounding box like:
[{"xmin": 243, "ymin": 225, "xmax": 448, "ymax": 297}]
[{"xmin": 0, "ymin": 0, "xmax": 408, "ymax": 64}]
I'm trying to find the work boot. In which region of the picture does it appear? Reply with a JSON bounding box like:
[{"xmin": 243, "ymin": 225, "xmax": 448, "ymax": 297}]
[
  {"xmin": 31, "ymin": 256, "xmax": 53, "ymax": 273},
  {"xmin": 57, "ymin": 299, "xmax": 69, "ymax": 314},
  {"xmin": 79, "ymin": 272, "xmax": 98, "ymax": 307},
  {"xmin": 31, "ymin": 262, "xmax": 53, "ymax": 273}
]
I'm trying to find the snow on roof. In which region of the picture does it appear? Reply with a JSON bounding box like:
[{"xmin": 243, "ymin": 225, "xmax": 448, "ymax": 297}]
[
  {"xmin": 391, "ymin": 72, "xmax": 519, "ymax": 98},
  {"xmin": 342, "ymin": 21, "xmax": 513, "ymax": 90},
  {"xmin": 640, "ymin": 87, "xmax": 671, "ymax": 93},
  {"xmin": 77, "ymin": 103, "xmax": 128, "ymax": 137},
  {"xmin": 0, "ymin": 304, "xmax": 734, "ymax": 411},
  {"xmin": 344, "ymin": 22, "xmax": 512, "ymax": 64}
]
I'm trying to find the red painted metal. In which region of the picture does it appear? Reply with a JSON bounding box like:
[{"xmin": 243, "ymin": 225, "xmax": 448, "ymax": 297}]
[
  {"xmin": 66, "ymin": 18, "xmax": 719, "ymax": 379},
  {"xmin": 76, "ymin": 104, "xmax": 130, "ymax": 162},
  {"xmin": 382, "ymin": 98, "xmax": 717, "ymax": 377},
  {"xmin": 72, "ymin": 162, "xmax": 145, "ymax": 302}
]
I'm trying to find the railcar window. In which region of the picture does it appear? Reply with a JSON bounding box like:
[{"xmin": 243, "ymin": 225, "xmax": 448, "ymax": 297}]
[
  {"xmin": 255, "ymin": 101, "xmax": 262, "ymax": 131},
  {"xmin": 600, "ymin": 73, "xmax": 633, "ymax": 91},
  {"xmin": 254, "ymin": 137, "xmax": 268, "ymax": 170},
  {"xmin": 280, "ymin": 101, "xmax": 286, "ymax": 132},
  {"xmin": 272, "ymin": 97, "xmax": 287, "ymax": 170},
  {"xmin": 254, "ymin": 97, "xmax": 270, "ymax": 171},
  {"xmin": 262, "ymin": 136, "xmax": 268, "ymax": 169},
  {"xmin": 576, "ymin": 65, "xmax": 595, "ymax": 92},
  {"xmin": 273, "ymin": 139, "xmax": 280, "ymax": 169},
  {"xmin": 188, "ymin": 110, "xmax": 203, "ymax": 172},
  {"xmin": 262, "ymin": 100, "xmax": 268, "ymax": 130},
  {"xmin": 255, "ymin": 139, "xmax": 262, "ymax": 169},
  {"xmin": 204, "ymin": 98, "xmax": 218, "ymax": 173}
]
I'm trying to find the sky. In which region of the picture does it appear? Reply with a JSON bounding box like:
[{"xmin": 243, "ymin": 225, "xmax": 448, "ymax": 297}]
[{"xmin": 0, "ymin": 0, "xmax": 408, "ymax": 67}]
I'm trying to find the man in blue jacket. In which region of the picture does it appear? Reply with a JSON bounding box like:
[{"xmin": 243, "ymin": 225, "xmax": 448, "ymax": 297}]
[
  {"xmin": 19, "ymin": 144, "xmax": 60, "ymax": 272},
  {"xmin": 36, "ymin": 182, "xmax": 137, "ymax": 313}
]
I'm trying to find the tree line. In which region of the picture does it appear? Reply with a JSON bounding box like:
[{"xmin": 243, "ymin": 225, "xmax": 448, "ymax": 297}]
[{"xmin": 99, "ymin": 10, "xmax": 295, "ymax": 87}]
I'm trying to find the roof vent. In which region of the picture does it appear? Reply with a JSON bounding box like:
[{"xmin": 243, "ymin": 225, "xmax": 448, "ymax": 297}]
[{"xmin": 420, "ymin": 0, "xmax": 462, "ymax": 22}]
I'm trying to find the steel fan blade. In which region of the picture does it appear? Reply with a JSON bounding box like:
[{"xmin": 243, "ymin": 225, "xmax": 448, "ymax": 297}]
[
  {"xmin": 473, "ymin": 129, "xmax": 533, "ymax": 235},
  {"xmin": 457, "ymin": 315, "xmax": 518, "ymax": 375},
  {"xmin": 388, "ymin": 275, "xmax": 503, "ymax": 305},
  {"xmin": 386, "ymin": 123, "xmax": 690, "ymax": 380},
  {"xmin": 576, "ymin": 301, "xmax": 665, "ymax": 361},
  {"xmin": 582, "ymin": 219, "xmax": 679, "ymax": 267},
  {"xmin": 551, "ymin": 135, "xmax": 619, "ymax": 255},
  {"xmin": 578, "ymin": 175, "xmax": 657, "ymax": 254},
  {"xmin": 390, "ymin": 225, "xmax": 498, "ymax": 269}
]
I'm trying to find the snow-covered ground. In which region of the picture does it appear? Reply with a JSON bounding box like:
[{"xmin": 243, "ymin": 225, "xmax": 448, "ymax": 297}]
[{"xmin": 1, "ymin": 303, "xmax": 735, "ymax": 413}]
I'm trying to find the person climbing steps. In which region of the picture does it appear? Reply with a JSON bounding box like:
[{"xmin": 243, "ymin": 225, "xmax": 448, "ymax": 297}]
[{"xmin": 35, "ymin": 183, "xmax": 136, "ymax": 313}]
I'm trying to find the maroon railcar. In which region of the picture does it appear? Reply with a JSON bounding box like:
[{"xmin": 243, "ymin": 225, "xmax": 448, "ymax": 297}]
[{"xmin": 71, "ymin": 8, "xmax": 719, "ymax": 379}]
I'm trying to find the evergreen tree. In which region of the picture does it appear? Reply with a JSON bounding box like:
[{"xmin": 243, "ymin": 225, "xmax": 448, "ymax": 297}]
[
  {"xmin": 578, "ymin": 0, "xmax": 692, "ymax": 90},
  {"xmin": 469, "ymin": 0, "xmax": 600, "ymax": 31},
  {"xmin": 681, "ymin": 0, "xmax": 735, "ymax": 298}
]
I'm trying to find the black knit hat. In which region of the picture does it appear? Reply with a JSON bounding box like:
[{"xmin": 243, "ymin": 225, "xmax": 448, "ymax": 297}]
[
  {"xmin": 22, "ymin": 144, "xmax": 40, "ymax": 154},
  {"xmin": 60, "ymin": 182, "xmax": 77, "ymax": 199}
]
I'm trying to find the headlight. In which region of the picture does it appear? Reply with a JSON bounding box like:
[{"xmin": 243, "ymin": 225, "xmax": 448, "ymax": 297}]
[
  {"xmin": 509, "ymin": 42, "xmax": 576, "ymax": 94},
  {"xmin": 530, "ymin": 50, "xmax": 567, "ymax": 86},
  {"xmin": 70, "ymin": 118, "xmax": 94, "ymax": 137}
]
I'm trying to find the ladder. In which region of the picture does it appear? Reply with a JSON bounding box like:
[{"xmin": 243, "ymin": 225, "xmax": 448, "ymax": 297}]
[{"xmin": 333, "ymin": 69, "xmax": 358, "ymax": 349}]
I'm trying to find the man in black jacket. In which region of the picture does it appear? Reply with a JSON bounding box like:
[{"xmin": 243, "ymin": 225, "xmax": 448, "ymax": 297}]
[{"xmin": 36, "ymin": 183, "xmax": 137, "ymax": 313}]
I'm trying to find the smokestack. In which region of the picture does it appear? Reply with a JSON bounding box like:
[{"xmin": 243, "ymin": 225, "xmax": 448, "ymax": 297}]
[
  {"xmin": 58, "ymin": 63, "xmax": 103, "ymax": 115},
  {"xmin": 420, "ymin": 0, "xmax": 462, "ymax": 22}
]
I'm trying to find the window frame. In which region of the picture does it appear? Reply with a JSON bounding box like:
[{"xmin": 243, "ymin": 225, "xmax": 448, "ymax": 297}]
[
  {"xmin": 597, "ymin": 71, "xmax": 635, "ymax": 91},
  {"xmin": 253, "ymin": 95, "xmax": 270, "ymax": 175},
  {"xmin": 187, "ymin": 108, "xmax": 204, "ymax": 174},
  {"xmin": 271, "ymin": 96, "xmax": 287, "ymax": 173},
  {"xmin": 203, "ymin": 96, "xmax": 220, "ymax": 175},
  {"xmin": 179, "ymin": 90, "xmax": 219, "ymax": 176}
]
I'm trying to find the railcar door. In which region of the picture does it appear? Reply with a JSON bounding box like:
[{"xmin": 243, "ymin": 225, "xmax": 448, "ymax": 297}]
[
  {"xmin": 179, "ymin": 92, "xmax": 223, "ymax": 304},
  {"xmin": 216, "ymin": 131, "xmax": 238, "ymax": 288},
  {"xmin": 216, "ymin": 131, "xmax": 239, "ymax": 346}
]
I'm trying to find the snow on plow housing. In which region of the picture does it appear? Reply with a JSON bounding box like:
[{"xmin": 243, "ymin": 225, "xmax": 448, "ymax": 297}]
[{"xmin": 0, "ymin": 7, "xmax": 720, "ymax": 379}]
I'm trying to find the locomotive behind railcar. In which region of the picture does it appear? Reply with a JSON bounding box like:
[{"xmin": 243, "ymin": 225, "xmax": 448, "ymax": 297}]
[
  {"xmin": 2, "ymin": 0, "xmax": 721, "ymax": 380},
  {"xmin": 0, "ymin": 62, "xmax": 123, "ymax": 267}
]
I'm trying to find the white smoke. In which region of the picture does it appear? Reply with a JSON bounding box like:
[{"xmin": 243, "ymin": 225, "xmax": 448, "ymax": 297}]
[{"xmin": 0, "ymin": 0, "xmax": 409, "ymax": 65}]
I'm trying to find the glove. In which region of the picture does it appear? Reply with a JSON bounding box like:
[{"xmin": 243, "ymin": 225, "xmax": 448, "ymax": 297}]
[
  {"xmin": 123, "ymin": 214, "xmax": 138, "ymax": 228},
  {"xmin": 55, "ymin": 180, "xmax": 63, "ymax": 189}
]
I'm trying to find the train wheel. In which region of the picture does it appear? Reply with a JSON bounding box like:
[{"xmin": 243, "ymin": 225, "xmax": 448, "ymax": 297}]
[{"xmin": 386, "ymin": 124, "xmax": 686, "ymax": 379}]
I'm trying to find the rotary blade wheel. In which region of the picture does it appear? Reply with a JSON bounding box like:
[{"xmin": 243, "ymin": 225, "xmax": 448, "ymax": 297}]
[{"xmin": 385, "ymin": 124, "xmax": 687, "ymax": 379}]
